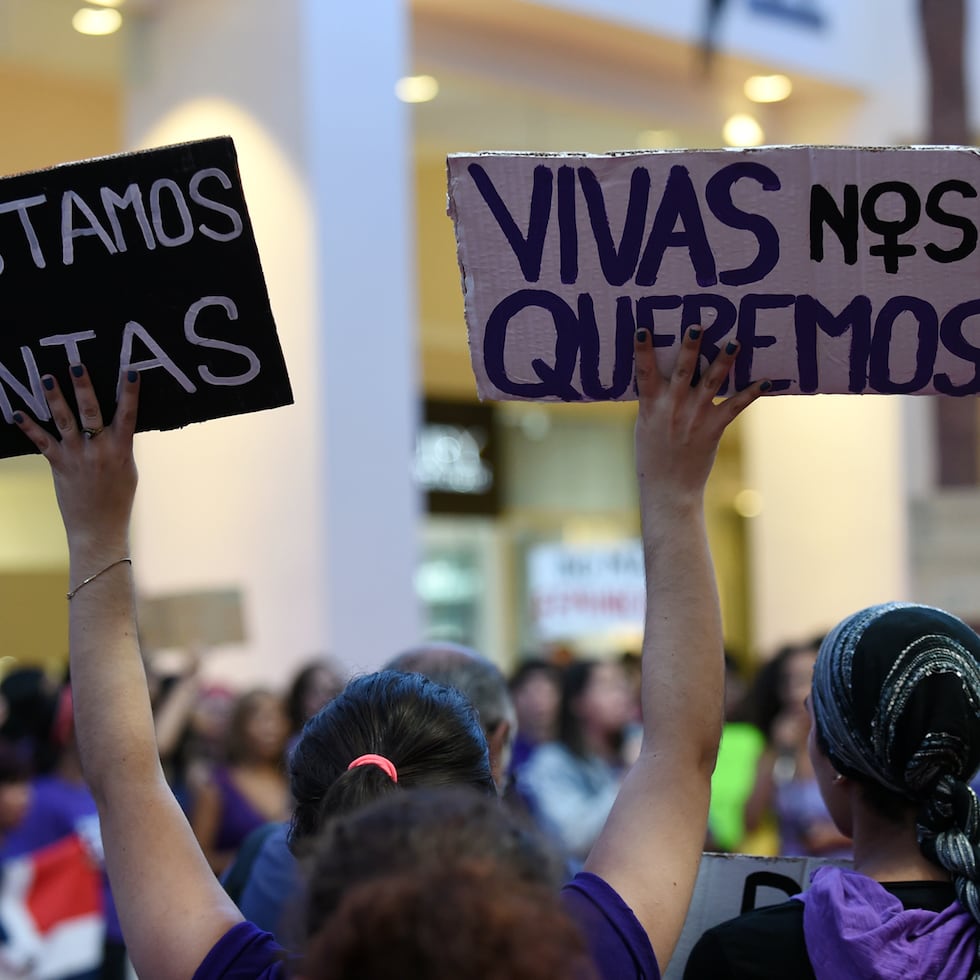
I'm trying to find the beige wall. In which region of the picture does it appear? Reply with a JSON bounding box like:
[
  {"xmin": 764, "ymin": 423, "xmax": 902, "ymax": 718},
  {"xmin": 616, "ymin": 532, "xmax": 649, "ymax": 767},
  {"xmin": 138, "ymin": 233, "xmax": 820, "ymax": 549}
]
[
  {"xmin": 743, "ymin": 395, "xmax": 908, "ymax": 654},
  {"xmin": 0, "ymin": 65, "xmax": 120, "ymax": 671},
  {"xmin": 417, "ymin": 156, "xmax": 474, "ymax": 399},
  {"xmin": 0, "ymin": 65, "xmax": 119, "ymax": 177}
]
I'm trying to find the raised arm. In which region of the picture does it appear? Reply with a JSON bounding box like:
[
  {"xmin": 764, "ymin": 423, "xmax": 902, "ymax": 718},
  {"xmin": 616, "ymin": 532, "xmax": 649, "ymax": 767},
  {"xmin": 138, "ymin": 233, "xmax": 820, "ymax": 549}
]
[
  {"xmin": 13, "ymin": 367, "xmax": 242, "ymax": 980},
  {"xmin": 584, "ymin": 328, "xmax": 767, "ymax": 968},
  {"xmin": 152, "ymin": 652, "xmax": 203, "ymax": 759}
]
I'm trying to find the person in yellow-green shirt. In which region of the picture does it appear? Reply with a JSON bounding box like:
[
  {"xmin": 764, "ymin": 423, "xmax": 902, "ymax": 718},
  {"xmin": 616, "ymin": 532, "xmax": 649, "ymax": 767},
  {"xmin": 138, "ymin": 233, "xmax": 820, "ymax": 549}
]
[{"xmin": 707, "ymin": 655, "xmax": 766, "ymax": 852}]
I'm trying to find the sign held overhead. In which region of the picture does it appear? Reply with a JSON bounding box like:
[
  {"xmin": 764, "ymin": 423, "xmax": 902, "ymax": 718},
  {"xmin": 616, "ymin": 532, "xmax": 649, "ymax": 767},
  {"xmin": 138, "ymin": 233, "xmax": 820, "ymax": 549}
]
[
  {"xmin": 447, "ymin": 146, "xmax": 980, "ymax": 401},
  {"xmin": 0, "ymin": 136, "xmax": 293, "ymax": 459}
]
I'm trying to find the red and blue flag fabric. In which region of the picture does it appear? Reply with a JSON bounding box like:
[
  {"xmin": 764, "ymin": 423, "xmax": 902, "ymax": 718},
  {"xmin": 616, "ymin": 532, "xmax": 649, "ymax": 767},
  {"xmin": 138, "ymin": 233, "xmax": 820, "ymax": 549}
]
[{"xmin": 0, "ymin": 830, "xmax": 104, "ymax": 979}]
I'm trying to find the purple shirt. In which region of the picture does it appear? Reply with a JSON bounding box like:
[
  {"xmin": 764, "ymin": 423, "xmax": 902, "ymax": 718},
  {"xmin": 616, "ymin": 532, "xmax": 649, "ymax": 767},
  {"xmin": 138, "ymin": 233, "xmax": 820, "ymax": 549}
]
[
  {"xmin": 193, "ymin": 922, "xmax": 285, "ymax": 979},
  {"xmin": 193, "ymin": 871, "xmax": 659, "ymax": 979},
  {"xmin": 211, "ymin": 767, "xmax": 269, "ymax": 854},
  {"xmin": 562, "ymin": 871, "xmax": 660, "ymax": 980}
]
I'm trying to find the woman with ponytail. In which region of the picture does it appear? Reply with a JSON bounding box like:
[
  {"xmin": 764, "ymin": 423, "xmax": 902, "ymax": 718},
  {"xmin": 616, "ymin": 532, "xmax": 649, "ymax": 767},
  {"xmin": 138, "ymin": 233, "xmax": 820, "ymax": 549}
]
[
  {"xmin": 686, "ymin": 602, "xmax": 980, "ymax": 979},
  {"xmin": 287, "ymin": 670, "xmax": 496, "ymax": 851}
]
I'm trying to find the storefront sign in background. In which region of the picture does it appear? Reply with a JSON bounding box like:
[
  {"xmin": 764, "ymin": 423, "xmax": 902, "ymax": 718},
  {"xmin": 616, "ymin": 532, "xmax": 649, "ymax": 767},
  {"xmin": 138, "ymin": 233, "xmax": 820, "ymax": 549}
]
[{"xmin": 527, "ymin": 540, "xmax": 645, "ymax": 640}]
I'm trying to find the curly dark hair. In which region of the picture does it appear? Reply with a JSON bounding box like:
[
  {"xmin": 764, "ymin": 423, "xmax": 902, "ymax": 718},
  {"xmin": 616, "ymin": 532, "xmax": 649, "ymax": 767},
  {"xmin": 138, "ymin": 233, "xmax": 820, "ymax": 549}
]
[
  {"xmin": 304, "ymin": 864, "xmax": 594, "ymax": 980},
  {"xmin": 301, "ymin": 786, "xmax": 594, "ymax": 980}
]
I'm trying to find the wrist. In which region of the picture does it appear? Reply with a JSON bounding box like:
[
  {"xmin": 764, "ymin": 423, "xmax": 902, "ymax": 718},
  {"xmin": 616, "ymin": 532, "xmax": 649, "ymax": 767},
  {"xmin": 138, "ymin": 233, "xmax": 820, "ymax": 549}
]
[
  {"xmin": 68, "ymin": 535, "xmax": 131, "ymax": 570},
  {"xmin": 639, "ymin": 482, "xmax": 705, "ymax": 510},
  {"xmin": 640, "ymin": 494, "xmax": 705, "ymax": 537}
]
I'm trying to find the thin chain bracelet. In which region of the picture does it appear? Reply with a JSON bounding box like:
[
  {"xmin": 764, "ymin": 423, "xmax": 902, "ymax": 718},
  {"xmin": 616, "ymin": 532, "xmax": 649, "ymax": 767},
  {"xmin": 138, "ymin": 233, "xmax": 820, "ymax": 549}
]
[{"xmin": 66, "ymin": 558, "xmax": 132, "ymax": 600}]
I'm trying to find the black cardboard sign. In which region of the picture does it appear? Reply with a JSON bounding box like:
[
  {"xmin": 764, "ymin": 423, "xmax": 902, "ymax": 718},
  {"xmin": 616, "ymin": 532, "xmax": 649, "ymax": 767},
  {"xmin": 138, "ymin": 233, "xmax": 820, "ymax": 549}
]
[{"xmin": 0, "ymin": 136, "xmax": 293, "ymax": 458}]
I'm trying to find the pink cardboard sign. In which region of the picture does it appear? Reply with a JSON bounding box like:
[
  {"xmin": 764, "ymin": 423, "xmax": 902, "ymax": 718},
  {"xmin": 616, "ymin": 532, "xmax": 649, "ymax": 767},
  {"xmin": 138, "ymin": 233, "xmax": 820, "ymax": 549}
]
[{"xmin": 447, "ymin": 146, "xmax": 980, "ymax": 400}]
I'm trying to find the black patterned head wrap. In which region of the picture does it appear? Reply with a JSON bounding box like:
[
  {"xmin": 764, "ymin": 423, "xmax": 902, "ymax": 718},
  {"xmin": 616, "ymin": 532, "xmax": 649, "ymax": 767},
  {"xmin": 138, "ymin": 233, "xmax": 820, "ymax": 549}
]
[{"xmin": 811, "ymin": 601, "xmax": 980, "ymax": 927}]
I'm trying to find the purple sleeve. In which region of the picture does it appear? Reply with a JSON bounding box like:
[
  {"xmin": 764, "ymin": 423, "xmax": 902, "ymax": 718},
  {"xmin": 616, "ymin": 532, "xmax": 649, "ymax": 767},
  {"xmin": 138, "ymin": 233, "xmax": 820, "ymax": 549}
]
[
  {"xmin": 561, "ymin": 871, "xmax": 660, "ymax": 980},
  {"xmin": 192, "ymin": 921, "xmax": 287, "ymax": 980}
]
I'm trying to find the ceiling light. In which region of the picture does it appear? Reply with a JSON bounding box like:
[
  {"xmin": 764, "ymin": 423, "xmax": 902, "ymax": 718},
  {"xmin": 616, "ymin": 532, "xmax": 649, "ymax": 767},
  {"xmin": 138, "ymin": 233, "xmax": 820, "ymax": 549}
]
[
  {"xmin": 86, "ymin": 0, "xmax": 126, "ymax": 7},
  {"xmin": 744, "ymin": 74, "xmax": 793, "ymax": 103},
  {"xmin": 395, "ymin": 75, "xmax": 439, "ymax": 104},
  {"xmin": 73, "ymin": 7, "xmax": 123, "ymax": 35},
  {"xmin": 723, "ymin": 113, "xmax": 764, "ymax": 147},
  {"xmin": 733, "ymin": 489, "xmax": 764, "ymax": 518}
]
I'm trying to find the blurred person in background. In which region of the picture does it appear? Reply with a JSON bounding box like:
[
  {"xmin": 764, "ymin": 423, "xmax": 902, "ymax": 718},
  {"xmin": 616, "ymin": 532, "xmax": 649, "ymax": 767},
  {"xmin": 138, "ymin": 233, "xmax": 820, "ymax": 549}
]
[
  {"xmin": 0, "ymin": 671, "xmax": 125, "ymax": 979},
  {"xmin": 0, "ymin": 739, "xmax": 30, "ymax": 842},
  {"xmin": 743, "ymin": 638, "xmax": 851, "ymax": 859},
  {"xmin": 385, "ymin": 642, "xmax": 516, "ymax": 791},
  {"xmin": 284, "ymin": 658, "xmax": 346, "ymax": 755},
  {"xmin": 146, "ymin": 652, "xmax": 203, "ymax": 810},
  {"xmin": 190, "ymin": 688, "xmax": 290, "ymax": 875},
  {"xmin": 153, "ymin": 680, "xmax": 237, "ymax": 814},
  {"xmin": 0, "ymin": 736, "xmax": 32, "ymax": 978},
  {"xmin": 223, "ymin": 657, "xmax": 347, "ymax": 935},
  {"xmin": 517, "ymin": 656, "xmax": 637, "ymax": 866},
  {"xmin": 707, "ymin": 653, "xmax": 767, "ymax": 852},
  {"xmin": 508, "ymin": 658, "xmax": 562, "ymax": 774},
  {"xmin": 0, "ymin": 668, "xmax": 59, "ymax": 773}
]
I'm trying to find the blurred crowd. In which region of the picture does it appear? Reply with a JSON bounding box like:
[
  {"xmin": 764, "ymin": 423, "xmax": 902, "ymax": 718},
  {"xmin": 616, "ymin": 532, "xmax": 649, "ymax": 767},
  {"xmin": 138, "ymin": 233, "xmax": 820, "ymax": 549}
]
[
  {"xmin": 0, "ymin": 653, "xmax": 346, "ymax": 978},
  {"xmin": 6, "ymin": 625, "xmax": 968, "ymax": 975}
]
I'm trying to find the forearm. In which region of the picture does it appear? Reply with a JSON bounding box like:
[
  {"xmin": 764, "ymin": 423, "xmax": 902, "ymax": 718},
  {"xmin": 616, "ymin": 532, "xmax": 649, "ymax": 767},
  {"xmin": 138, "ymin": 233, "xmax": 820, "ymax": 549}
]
[
  {"xmin": 67, "ymin": 544, "xmax": 163, "ymax": 805},
  {"xmin": 639, "ymin": 492, "xmax": 724, "ymax": 771},
  {"xmin": 580, "ymin": 330, "xmax": 764, "ymax": 964}
]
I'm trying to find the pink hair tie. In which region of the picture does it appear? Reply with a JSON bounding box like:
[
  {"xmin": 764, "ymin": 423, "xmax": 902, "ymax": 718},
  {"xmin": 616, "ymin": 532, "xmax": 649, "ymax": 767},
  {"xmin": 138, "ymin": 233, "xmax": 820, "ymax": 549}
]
[{"xmin": 347, "ymin": 754, "xmax": 398, "ymax": 783}]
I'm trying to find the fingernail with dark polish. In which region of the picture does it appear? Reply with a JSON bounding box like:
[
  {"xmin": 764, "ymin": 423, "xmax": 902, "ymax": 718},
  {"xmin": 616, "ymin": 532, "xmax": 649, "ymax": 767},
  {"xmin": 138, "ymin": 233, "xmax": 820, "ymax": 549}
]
[
  {"xmin": 12, "ymin": 412, "xmax": 22, "ymax": 424},
  {"xmin": 42, "ymin": 376, "xmax": 54, "ymax": 391},
  {"xmin": 70, "ymin": 364, "xmax": 84, "ymax": 378},
  {"xmin": 726, "ymin": 341, "xmax": 738, "ymax": 355},
  {"xmin": 636, "ymin": 328, "xmax": 649, "ymax": 343},
  {"xmin": 760, "ymin": 380, "xmax": 772, "ymax": 391},
  {"xmin": 689, "ymin": 327, "xmax": 701, "ymax": 340},
  {"xmin": 127, "ymin": 370, "xmax": 138, "ymax": 383}
]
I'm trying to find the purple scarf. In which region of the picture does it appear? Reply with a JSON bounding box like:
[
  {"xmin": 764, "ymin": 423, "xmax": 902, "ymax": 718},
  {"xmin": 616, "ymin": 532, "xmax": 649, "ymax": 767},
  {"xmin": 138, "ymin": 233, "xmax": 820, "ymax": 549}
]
[{"xmin": 797, "ymin": 866, "xmax": 976, "ymax": 980}]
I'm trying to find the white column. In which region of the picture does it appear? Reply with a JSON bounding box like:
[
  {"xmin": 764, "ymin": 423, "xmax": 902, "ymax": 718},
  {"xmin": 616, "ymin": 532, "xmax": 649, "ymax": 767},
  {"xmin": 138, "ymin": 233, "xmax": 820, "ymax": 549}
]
[
  {"xmin": 302, "ymin": 0, "xmax": 423, "ymax": 669},
  {"xmin": 124, "ymin": 0, "xmax": 421, "ymax": 685}
]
